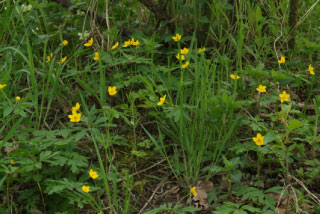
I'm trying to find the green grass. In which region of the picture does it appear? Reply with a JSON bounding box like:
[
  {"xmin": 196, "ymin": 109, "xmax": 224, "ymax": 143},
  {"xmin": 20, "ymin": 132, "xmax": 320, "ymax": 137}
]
[{"xmin": 1, "ymin": 0, "xmax": 320, "ymax": 213}]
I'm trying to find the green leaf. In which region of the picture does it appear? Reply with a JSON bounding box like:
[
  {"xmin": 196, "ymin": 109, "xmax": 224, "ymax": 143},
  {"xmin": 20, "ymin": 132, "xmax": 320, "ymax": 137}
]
[
  {"xmin": 288, "ymin": 119, "xmax": 303, "ymax": 131},
  {"xmin": 264, "ymin": 131, "xmax": 281, "ymax": 144}
]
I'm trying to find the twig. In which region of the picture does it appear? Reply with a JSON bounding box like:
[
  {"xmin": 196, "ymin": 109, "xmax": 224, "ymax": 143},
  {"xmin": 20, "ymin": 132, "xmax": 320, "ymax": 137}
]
[{"xmin": 139, "ymin": 180, "xmax": 165, "ymax": 213}]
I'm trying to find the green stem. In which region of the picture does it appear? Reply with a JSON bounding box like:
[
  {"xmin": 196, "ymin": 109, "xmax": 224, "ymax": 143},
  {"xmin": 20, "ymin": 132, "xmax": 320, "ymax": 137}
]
[{"xmin": 91, "ymin": 132, "xmax": 113, "ymax": 213}]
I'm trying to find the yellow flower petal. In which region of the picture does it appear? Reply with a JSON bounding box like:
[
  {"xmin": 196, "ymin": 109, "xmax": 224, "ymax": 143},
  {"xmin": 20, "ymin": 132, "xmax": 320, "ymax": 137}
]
[
  {"xmin": 16, "ymin": 96, "xmax": 21, "ymax": 101},
  {"xmin": 62, "ymin": 40, "xmax": 68, "ymax": 46}
]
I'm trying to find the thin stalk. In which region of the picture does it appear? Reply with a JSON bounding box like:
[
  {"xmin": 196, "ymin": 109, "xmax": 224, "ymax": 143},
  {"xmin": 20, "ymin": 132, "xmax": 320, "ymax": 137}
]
[{"xmin": 90, "ymin": 132, "xmax": 113, "ymax": 213}]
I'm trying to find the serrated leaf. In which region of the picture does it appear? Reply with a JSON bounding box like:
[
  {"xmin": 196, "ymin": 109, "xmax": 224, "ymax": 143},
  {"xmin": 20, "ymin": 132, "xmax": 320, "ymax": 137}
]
[{"xmin": 288, "ymin": 119, "xmax": 303, "ymax": 131}]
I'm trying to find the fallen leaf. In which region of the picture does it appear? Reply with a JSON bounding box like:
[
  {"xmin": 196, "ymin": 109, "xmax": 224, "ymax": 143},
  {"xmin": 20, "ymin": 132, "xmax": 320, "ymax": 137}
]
[{"xmin": 192, "ymin": 181, "xmax": 213, "ymax": 209}]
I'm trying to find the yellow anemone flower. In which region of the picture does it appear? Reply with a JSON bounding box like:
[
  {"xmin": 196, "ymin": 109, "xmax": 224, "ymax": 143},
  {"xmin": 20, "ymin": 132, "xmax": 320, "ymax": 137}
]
[
  {"xmin": 57, "ymin": 56, "xmax": 67, "ymax": 64},
  {"xmin": 309, "ymin": 64, "xmax": 315, "ymax": 75},
  {"xmin": 0, "ymin": 84, "xmax": 7, "ymax": 90},
  {"xmin": 112, "ymin": 42, "xmax": 119, "ymax": 50},
  {"xmin": 132, "ymin": 40, "xmax": 140, "ymax": 46},
  {"xmin": 16, "ymin": 96, "xmax": 21, "ymax": 101},
  {"xmin": 62, "ymin": 40, "xmax": 68, "ymax": 46},
  {"xmin": 198, "ymin": 48, "xmax": 206, "ymax": 53},
  {"xmin": 253, "ymin": 133, "xmax": 264, "ymax": 146},
  {"xmin": 181, "ymin": 61, "xmax": 190, "ymax": 69},
  {"xmin": 123, "ymin": 40, "xmax": 131, "ymax": 48},
  {"xmin": 89, "ymin": 169, "xmax": 99, "ymax": 179},
  {"xmin": 279, "ymin": 91, "xmax": 290, "ymax": 103},
  {"xmin": 72, "ymin": 103, "xmax": 80, "ymax": 112},
  {"xmin": 175, "ymin": 53, "xmax": 185, "ymax": 61},
  {"xmin": 180, "ymin": 47, "xmax": 189, "ymax": 55},
  {"xmin": 108, "ymin": 86, "xmax": 117, "ymax": 96},
  {"xmin": 46, "ymin": 53, "xmax": 53, "ymax": 63},
  {"xmin": 172, "ymin": 33, "xmax": 181, "ymax": 42},
  {"xmin": 256, "ymin": 85, "xmax": 266, "ymax": 93},
  {"xmin": 82, "ymin": 185, "xmax": 90, "ymax": 193},
  {"xmin": 190, "ymin": 186, "xmax": 197, "ymax": 197},
  {"xmin": 68, "ymin": 112, "xmax": 81, "ymax": 122},
  {"xmin": 278, "ymin": 56, "xmax": 285, "ymax": 64},
  {"xmin": 230, "ymin": 74, "xmax": 240, "ymax": 80},
  {"xmin": 157, "ymin": 94, "xmax": 166, "ymax": 106},
  {"xmin": 84, "ymin": 37, "xmax": 93, "ymax": 47},
  {"xmin": 94, "ymin": 52, "xmax": 99, "ymax": 61}
]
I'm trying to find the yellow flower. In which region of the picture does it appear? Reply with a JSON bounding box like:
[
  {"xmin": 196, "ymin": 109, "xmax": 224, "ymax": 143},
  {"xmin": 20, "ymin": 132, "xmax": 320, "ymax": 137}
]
[
  {"xmin": 252, "ymin": 133, "xmax": 264, "ymax": 146},
  {"xmin": 256, "ymin": 85, "xmax": 266, "ymax": 93},
  {"xmin": 46, "ymin": 53, "xmax": 53, "ymax": 63},
  {"xmin": 175, "ymin": 53, "xmax": 185, "ymax": 61},
  {"xmin": 181, "ymin": 61, "xmax": 190, "ymax": 69},
  {"xmin": 278, "ymin": 56, "xmax": 285, "ymax": 64},
  {"xmin": 62, "ymin": 40, "xmax": 68, "ymax": 46},
  {"xmin": 57, "ymin": 56, "xmax": 67, "ymax": 64},
  {"xmin": 10, "ymin": 160, "xmax": 16, "ymax": 165},
  {"xmin": 190, "ymin": 186, "xmax": 197, "ymax": 197},
  {"xmin": 108, "ymin": 86, "xmax": 117, "ymax": 96},
  {"xmin": 68, "ymin": 112, "xmax": 81, "ymax": 122},
  {"xmin": 279, "ymin": 91, "xmax": 290, "ymax": 103},
  {"xmin": 172, "ymin": 33, "xmax": 181, "ymax": 42},
  {"xmin": 112, "ymin": 42, "xmax": 119, "ymax": 50},
  {"xmin": 309, "ymin": 64, "xmax": 315, "ymax": 75},
  {"xmin": 94, "ymin": 52, "xmax": 99, "ymax": 61},
  {"xmin": 123, "ymin": 40, "xmax": 131, "ymax": 48},
  {"xmin": 72, "ymin": 103, "xmax": 80, "ymax": 112},
  {"xmin": 16, "ymin": 96, "xmax": 21, "ymax": 101},
  {"xmin": 131, "ymin": 39, "xmax": 140, "ymax": 46},
  {"xmin": 230, "ymin": 74, "xmax": 240, "ymax": 80},
  {"xmin": 180, "ymin": 47, "xmax": 189, "ymax": 55},
  {"xmin": 98, "ymin": 211, "xmax": 103, "ymax": 214},
  {"xmin": 0, "ymin": 84, "xmax": 7, "ymax": 90},
  {"xmin": 82, "ymin": 185, "xmax": 90, "ymax": 193},
  {"xmin": 89, "ymin": 169, "xmax": 99, "ymax": 179},
  {"xmin": 157, "ymin": 94, "xmax": 166, "ymax": 106},
  {"xmin": 198, "ymin": 48, "xmax": 206, "ymax": 53},
  {"xmin": 84, "ymin": 37, "xmax": 93, "ymax": 47}
]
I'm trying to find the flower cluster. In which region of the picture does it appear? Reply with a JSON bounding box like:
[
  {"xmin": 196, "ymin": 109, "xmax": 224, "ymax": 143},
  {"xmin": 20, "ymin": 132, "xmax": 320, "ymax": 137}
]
[
  {"xmin": 123, "ymin": 38, "xmax": 140, "ymax": 47},
  {"xmin": 68, "ymin": 103, "xmax": 81, "ymax": 122}
]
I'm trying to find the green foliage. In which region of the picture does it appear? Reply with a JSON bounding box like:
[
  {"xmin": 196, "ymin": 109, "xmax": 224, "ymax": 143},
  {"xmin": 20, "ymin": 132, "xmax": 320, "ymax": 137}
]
[{"xmin": 1, "ymin": 0, "xmax": 320, "ymax": 213}]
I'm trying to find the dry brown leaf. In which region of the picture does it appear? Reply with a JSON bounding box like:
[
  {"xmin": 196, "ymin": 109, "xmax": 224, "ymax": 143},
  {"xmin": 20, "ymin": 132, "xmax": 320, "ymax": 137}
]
[
  {"xmin": 4, "ymin": 144, "xmax": 19, "ymax": 154},
  {"xmin": 192, "ymin": 180, "xmax": 213, "ymax": 209}
]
